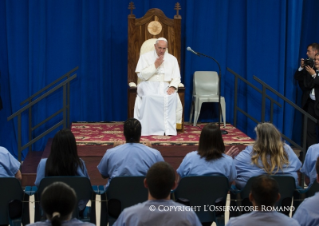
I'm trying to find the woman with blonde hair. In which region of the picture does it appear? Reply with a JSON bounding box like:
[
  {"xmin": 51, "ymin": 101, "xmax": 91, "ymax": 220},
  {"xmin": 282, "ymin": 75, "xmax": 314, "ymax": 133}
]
[{"xmin": 234, "ymin": 122, "xmax": 302, "ymax": 189}]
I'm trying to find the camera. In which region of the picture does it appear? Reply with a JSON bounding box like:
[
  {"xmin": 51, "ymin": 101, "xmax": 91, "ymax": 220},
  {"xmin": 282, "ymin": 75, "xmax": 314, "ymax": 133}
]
[{"xmin": 304, "ymin": 58, "xmax": 314, "ymax": 68}]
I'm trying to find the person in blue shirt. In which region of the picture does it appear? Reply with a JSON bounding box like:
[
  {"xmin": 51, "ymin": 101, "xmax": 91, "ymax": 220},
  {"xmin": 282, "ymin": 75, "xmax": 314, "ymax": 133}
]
[
  {"xmin": 234, "ymin": 122, "xmax": 301, "ymax": 190},
  {"xmin": 34, "ymin": 129, "xmax": 89, "ymax": 212},
  {"xmin": 34, "ymin": 129, "xmax": 89, "ymax": 187},
  {"xmin": 177, "ymin": 123, "xmax": 239, "ymax": 226},
  {"xmin": 113, "ymin": 161, "xmax": 201, "ymax": 226},
  {"xmin": 27, "ymin": 182, "xmax": 94, "ymax": 226},
  {"xmin": 97, "ymin": 118, "xmax": 164, "ymax": 189},
  {"xmin": 293, "ymin": 156, "xmax": 319, "ymax": 226},
  {"xmin": 177, "ymin": 123, "xmax": 238, "ymax": 184},
  {"xmin": 300, "ymin": 144, "xmax": 319, "ymax": 187},
  {"xmin": 227, "ymin": 175, "xmax": 299, "ymax": 226},
  {"xmin": 0, "ymin": 146, "xmax": 22, "ymax": 180}
]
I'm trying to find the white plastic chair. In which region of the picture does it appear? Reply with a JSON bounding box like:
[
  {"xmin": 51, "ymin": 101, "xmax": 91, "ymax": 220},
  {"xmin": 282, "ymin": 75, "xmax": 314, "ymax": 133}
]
[{"xmin": 189, "ymin": 71, "xmax": 226, "ymax": 127}]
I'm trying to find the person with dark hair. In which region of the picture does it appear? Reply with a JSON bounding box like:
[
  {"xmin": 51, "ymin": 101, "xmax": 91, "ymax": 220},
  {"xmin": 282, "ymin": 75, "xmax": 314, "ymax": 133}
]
[
  {"xmin": 34, "ymin": 129, "xmax": 89, "ymax": 212},
  {"xmin": 226, "ymin": 175, "xmax": 299, "ymax": 226},
  {"xmin": 113, "ymin": 162, "xmax": 201, "ymax": 226},
  {"xmin": 293, "ymin": 156, "xmax": 319, "ymax": 225},
  {"xmin": 34, "ymin": 129, "xmax": 89, "ymax": 187},
  {"xmin": 234, "ymin": 122, "xmax": 301, "ymax": 189},
  {"xmin": 177, "ymin": 123, "xmax": 237, "ymax": 183},
  {"xmin": 27, "ymin": 182, "xmax": 94, "ymax": 226},
  {"xmin": 0, "ymin": 146, "xmax": 22, "ymax": 180},
  {"xmin": 97, "ymin": 118, "xmax": 164, "ymax": 188},
  {"xmin": 295, "ymin": 44, "xmax": 319, "ymax": 149}
]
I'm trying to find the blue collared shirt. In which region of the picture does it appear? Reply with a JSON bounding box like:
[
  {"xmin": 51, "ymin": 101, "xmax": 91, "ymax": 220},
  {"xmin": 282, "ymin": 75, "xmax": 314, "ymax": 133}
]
[
  {"xmin": 234, "ymin": 144, "xmax": 302, "ymax": 189},
  {"xmin": 293, "ymin": 192, "xmax": 319, "ymax": 226},
  {"xmin": 177, "ymin": 151, "xmax": 236, "ymax": 183},
  {"xmin": 97, "ymin": 143, "xmax": 164, "ymax": 188},
  {"xmin": 0, "ymin": 146, "xmax": 20, "ymax": 177}
]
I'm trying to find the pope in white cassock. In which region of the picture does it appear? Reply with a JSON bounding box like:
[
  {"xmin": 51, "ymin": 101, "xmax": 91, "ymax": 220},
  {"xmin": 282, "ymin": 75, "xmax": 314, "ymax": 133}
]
[{"xmin": 134, "ymin": 37, "xmax": 183, "ymax": 136}]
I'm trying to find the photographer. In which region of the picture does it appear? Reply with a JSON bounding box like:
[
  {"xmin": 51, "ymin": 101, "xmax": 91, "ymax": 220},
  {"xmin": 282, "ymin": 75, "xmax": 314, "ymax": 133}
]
[{"xmin": 295, "ymin": 46, "xmax": 319, "ymax": 150}]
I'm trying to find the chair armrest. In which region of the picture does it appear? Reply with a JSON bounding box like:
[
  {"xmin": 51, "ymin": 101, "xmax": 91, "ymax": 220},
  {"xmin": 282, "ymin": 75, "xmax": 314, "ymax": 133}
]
[
  {"xmin": 295, "ymin": 187, "xmax": 308, "ymax": 194},
  {"xmin": 92, "ymin": 185, "xmax": 99, "ymax": 194},
  {"xmin": 24, "ymin": 186, "xmax": 37, "ymax": 195},
  {"xmin": 97, "ymin": 185, "xmax": 106, "ymax": 195},
  {"xmin": 129, "ymin": 82, "xmax": 137, "ymax": 87},
  {"xmin": 230, "ymin": 184, "xmax": 241, "ymax": 195}
]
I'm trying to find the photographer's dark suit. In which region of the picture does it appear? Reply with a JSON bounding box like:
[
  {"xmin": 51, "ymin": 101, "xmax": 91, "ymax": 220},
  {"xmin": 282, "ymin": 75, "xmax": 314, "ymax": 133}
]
[{"xmin": 295, "ymin": 68, "xmax": 319, "ymax": 147}]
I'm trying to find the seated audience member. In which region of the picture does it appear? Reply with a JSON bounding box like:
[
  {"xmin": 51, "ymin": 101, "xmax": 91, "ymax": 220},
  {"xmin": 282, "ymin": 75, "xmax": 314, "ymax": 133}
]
[
  {"xmin": 177, "ymin": 123, "xmax": 238, "ymax": 226},
  {"xmin": 27, "ymin": 182, "xmax": 94, "ymax": 226},
  {"xmin": 226, "ymin": 175, "xmax": 299, "ymax": 226},
  {"xmin": 234, "ymin": 122, "xmax": 302, "ymax": 189},
  {"xmin": 293, "ymin": 157, "xmax": 319, "ymax": 226},
  {"xmin": 0, "ymin": 146, "xmax": 22, "ymax": 180},
  {"xmin": 113, "ymin": 162, "xmax": 201, "ymax": 226},
  {"xmin": 34, "ymin": 129, "xmax": 89, "ymax": 187},
  {"xmin": 34, "ymin": 129, "xmax": 89, "ymax": 212},
  {"xmin": 177, "ymin": 123, "xmax": 238, "ymax": 183},
  {"xmin": 97, "ymin": 118, "xmax": 164, "ymax": 188},
  {"xmin": 300, "ymin": 144, "xmax": 319, "ymax": 186}
]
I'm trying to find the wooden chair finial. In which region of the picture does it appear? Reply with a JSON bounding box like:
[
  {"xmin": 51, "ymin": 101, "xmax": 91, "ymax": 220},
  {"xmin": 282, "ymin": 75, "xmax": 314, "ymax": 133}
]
[
  {"xmin": 174, "ymin": 2, "xmax": 181, "ymax": 19},
  {"xmin": 128, "ymin": 2, "xmax": 135, "ymax": 15}
]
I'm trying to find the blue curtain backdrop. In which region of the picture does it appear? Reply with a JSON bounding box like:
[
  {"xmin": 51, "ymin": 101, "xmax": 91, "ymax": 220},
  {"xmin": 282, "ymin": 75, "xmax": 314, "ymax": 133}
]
[{"xmin": 0, "ymin": 0, "xmax": 317, "ymax": 159}]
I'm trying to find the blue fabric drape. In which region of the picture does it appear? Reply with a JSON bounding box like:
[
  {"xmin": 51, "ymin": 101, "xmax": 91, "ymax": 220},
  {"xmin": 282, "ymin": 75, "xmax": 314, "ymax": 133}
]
[{"xmin": 0, "ymin": 0, "xmax": 316, "ymax": 159}]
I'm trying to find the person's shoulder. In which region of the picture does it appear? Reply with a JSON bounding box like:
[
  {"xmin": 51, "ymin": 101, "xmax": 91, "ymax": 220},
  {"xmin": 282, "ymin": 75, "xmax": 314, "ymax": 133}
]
[
  {"xmin": 300, "ymin": 192, "xmax": 319, "ymax": 206},
  {"xmin": 0, "ymin": 147, "xmax": 18, "ymax": 160},
  {"xmin": 66, "ymin": 218, "xmax": 96, "ymax": 226},
  {"xmin": 273, "ymin": 212, "xmax": 300, "ymax": 225},
  {"xmin": 222, "ymin": 153, "xmax": 234, "ymax": 161},
  {"xmin": 104, "ymin": 144, "xmax": 127, "ymax": 155},
  {"xmin": 25, "ymin": 221, "xmax": 50, "ymax": 226},
  {"xmin": 39, "ymin": 158, "xmax": 48, "ymax": 165},
  {"xmin": 226, "ymin": 212, "xmax": 252, "ymax": 225},
  {"xmin": 120, "ymin": 201, "xmax": 146, "ymax": 214},
  {"xmin": 138, "ymin": 143, "xmax": 161, "ymax": 153},
  {"xmin": 0, "ymin": 146, "xmax": 9, "ymax": 154},
  {"xmin": 307, "ymin": 143, "xmax": 319, "ymax": 154},
  {"xmin": 283, "ymin": 143, "xmax": 293, "ymax": 151},
  {"xmin": 185, "ymin": 151, "xmax": 199, "ymax": 158},
  {"xmin": 167, "ymin": 52, "xmax": 178, "ymax": 61}
]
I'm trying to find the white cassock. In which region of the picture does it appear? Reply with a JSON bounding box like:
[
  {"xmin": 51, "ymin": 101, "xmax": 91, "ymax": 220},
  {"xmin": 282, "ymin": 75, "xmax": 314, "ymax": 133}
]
[{"xmin": 134, "ymin": 50, "xmax": 183, "ymax": 136}]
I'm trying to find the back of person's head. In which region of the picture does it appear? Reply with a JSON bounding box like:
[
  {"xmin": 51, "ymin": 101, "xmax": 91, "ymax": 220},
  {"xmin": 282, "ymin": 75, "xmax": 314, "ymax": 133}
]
[
  {"xmin": 250, "ymin": 175, "xmax": 279, "ymax": 208},
  {"xmin": 124, "ymin": 118, "xmax": 141, "ymax": 143},
  {"xmin": 41, "ymin": 182, "xmax": 77, "ymax": 226},
  {"xmin": 45, "ymin": 129, "xmax": 83, "ymax": 176},
  {"xmin": 198, "ymin": 123, "xmax": 225, "ymax": 161},
  {"xmin": 252, "ymin": 122, "xmax": 288, "ymax": 174},
  {"xmin": 146, "ymin": 162, "xmax": 175, "ymax": 199}
]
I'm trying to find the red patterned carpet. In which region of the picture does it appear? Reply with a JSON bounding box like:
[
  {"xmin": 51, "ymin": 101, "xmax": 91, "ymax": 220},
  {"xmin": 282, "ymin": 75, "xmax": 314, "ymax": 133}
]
[
  {"xmin": 20, "ymin": 122, "xmax": 254, "ymax": 186},
  {"xmin": 71, "ymin": 122, "xmax": 254, "ymax": 145}
]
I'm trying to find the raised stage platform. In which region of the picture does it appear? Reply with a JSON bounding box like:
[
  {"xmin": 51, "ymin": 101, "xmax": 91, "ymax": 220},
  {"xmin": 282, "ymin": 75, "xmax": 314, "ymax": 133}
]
[{"xmin": 20, "ymin": 122, "xmax": 254, "ymax": 187}]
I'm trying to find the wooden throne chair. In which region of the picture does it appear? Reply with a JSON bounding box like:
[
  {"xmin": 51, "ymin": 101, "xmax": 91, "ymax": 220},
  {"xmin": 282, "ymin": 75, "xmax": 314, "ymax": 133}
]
[{"xmin": 127, "ymin": 2, "xmax": 185, "ymax": 131}]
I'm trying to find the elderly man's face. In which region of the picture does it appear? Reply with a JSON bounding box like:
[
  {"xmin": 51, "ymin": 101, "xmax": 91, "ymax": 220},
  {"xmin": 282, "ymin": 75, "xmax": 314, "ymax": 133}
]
[{"xmin": 154, "ymin": 40, "xmax": 167, "ymax": 56}]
